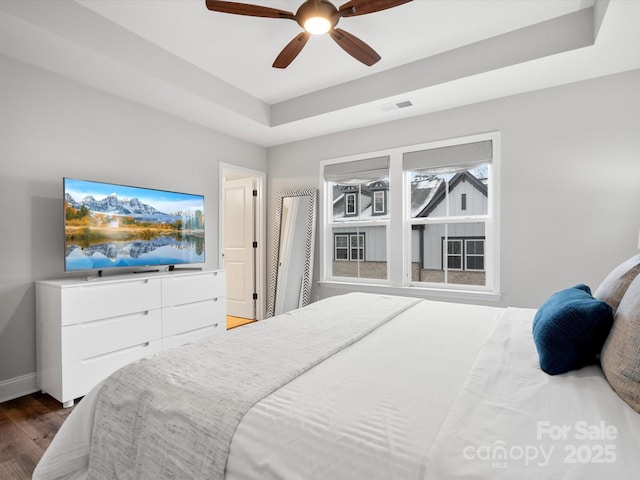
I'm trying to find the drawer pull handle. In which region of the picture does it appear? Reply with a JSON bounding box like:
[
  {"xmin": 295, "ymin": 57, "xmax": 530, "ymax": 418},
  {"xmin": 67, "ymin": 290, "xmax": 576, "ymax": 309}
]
[
  {"xmin": 174, "ymin": 325, "xmax": 216, "ymax": 338},
  {"xmin": 79, "ymin": 311, "xmax": 150, "ymax": 328},
  {"xmin": 171, "ymin": 298, "xmax": 219, "ymax": 309},
  {"xmin": 81, "ymin": 342, "xmax": 151, "ymax": 363},
  {"xmin": 78, "ymin": 279, "xmax": 150, "ymax": 291}
]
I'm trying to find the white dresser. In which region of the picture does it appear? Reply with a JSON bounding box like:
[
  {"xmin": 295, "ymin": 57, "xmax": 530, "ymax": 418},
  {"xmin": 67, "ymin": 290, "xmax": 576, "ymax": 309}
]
[{"xmin": 36, "ymin": 270, "xmax": 225, "ymax": 407}]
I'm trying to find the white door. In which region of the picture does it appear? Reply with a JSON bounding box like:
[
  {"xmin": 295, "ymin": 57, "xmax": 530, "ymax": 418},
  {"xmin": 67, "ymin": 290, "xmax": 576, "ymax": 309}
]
[{"xmin": 223, "ymin": 177, "xmax": 255, "ymax": 319}]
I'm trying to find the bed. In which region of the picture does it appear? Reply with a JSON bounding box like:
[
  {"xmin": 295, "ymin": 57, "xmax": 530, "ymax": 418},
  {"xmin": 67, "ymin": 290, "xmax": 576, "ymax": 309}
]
[{"xmin": 33, "ymin": 255, "xmax": 640, "ymax": 480}]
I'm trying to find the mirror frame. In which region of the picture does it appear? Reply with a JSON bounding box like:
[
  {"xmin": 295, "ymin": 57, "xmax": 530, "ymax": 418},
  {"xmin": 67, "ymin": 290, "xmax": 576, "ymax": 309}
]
[{"xmin": 267, "ymin": 188, "xmax": 317, "ymax": 317}]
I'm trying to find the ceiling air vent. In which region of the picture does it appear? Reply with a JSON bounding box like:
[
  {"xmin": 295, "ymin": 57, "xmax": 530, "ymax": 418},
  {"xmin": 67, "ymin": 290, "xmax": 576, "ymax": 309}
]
[{"xmin": 380, "ymin": 100, "xmax": 413, "ymax": 112}]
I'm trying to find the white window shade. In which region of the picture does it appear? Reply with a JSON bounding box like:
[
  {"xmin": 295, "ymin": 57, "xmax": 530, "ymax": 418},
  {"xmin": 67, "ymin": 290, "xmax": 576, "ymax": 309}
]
[
  {"xmin": 324, "ymin": 156, "xmax": 389, "ymax": 184},
  {"xmin": 403, "ymin": 140, "xmax": 492, "ymax": 174}
]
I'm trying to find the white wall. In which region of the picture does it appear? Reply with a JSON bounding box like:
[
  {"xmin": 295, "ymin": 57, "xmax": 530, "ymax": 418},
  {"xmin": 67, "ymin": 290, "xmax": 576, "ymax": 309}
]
[
  {"xmin": 267, "ymin": 68, "xmax": 640, "ymax": 309},
  {"xmin": 0, "ymin": 55, "xmax": 267, "ymax": 392}
]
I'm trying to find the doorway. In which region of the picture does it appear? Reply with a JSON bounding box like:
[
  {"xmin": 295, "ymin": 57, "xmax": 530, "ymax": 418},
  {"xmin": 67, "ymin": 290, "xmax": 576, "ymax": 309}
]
[{"xmin": 219, "ymin": 164, "xmax": 266, "ymax": 323}]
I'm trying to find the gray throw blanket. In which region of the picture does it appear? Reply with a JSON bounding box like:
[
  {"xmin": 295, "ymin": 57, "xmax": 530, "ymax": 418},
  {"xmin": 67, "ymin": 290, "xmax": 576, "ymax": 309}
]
[{"xmin": 87, "ymin": 293, "xmax": 420, "ymax": 480}]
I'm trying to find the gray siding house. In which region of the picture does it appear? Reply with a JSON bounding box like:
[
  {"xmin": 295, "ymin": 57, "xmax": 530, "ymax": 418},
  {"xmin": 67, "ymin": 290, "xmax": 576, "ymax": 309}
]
[{"xmin": 331, "ymin": 171, "xmax": 487, "ymax": 284}]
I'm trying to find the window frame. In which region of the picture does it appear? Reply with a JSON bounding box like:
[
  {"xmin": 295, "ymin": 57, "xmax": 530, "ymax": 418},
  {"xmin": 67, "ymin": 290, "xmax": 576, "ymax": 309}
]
[
  {"xmin": 350, "ymin": 233, "xmax": 365, "ymax": 261},
  {"xmin": 443, "ymin": 238, "xmax": 463, "ymax": 271},
  {"xmin": 344, "ymin": 192, "xmax": 358, "ymax": 217},
  {"xmin": 334, "ymin": 234, "xmax": 349, "ymax": 261},
  {"xmin": 371, "ymin": 190, "xmax": 387, "ymax": 216},
  {"xmin": 464, "ymin": 238, "xmax": 485, "ymax": 272},
  {"xmin": 333, "ymin": 232, "xmax": 366, "ymax": 262},
  {"xmin": 436, "ymin": 236, "xmax": 486, "ymax": 272},
  {"xmin": 319, "ymin": 132, "xmax": 500, "ymax": 302}
]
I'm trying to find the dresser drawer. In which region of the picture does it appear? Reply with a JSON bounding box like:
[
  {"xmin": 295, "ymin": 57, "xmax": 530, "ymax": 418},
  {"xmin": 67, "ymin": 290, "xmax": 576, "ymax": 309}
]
[
  {"xmin": 162, "ymin": 297, "xmax": 224, "ymax": 337},
  {"xmin": 61, "ymin": 278, "xmax": 161, "ymax": 326},
  {"xmin": 37, "ymin": 270, "xmax": 226, "ymax": 406},
  {"xmin": 63, "ymin": 339, "xmax": 162, "ymax": 401},
  {"xmin": 162, "ymin": 323, "xmax": 223, "ymax": 350},
  {"xmin": 162, "ymin": 271, "xmax": 225, "ymax": 307},
  {"xmin": 61, "ymin": 309, "xmax": 162, "ymax": 364}
]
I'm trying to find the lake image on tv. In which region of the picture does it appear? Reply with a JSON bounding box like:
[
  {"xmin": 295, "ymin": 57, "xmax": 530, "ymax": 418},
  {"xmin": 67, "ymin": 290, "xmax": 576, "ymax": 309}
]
[{"xmin": 64, "ymin": 179, "xmax": 205, "ymax": 271}]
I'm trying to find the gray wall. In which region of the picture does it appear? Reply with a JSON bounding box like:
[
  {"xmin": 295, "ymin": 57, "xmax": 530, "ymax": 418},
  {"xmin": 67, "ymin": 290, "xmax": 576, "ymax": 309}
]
[
  {"xmin": 0, "ymin": 55, "xmax": 267, "ymax": 388},
  {"xmin": 267, "ymin": 68, "xmax": 640, "ymax": 309}
]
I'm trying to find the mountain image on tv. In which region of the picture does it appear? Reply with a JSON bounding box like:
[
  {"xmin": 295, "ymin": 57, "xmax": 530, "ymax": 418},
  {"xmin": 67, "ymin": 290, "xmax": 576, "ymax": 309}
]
[
  {"xmin": 63, "ymin": 178, "xmax": 205, "ymax": 272},
  {"xmin": 65, "ymin": 192, "xmax": 165, "ymax": 217}
]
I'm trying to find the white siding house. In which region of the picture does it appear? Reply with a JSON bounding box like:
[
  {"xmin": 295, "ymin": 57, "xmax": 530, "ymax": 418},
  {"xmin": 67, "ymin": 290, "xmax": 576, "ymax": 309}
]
[{"xmin": 411, "ymin": 171, "xmax": 487, "ymax": 275}]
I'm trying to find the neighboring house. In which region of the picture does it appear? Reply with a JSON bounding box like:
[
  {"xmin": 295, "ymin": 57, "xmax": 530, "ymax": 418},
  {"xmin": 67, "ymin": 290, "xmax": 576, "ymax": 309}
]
[
  {"xmin": 330, "ymin": 171, "xmax": 488, "ymax": 284},
  {"xmin": 332, "ymin": 180, "xmax": 389, "ymax": 220},
  {"xmin": 332, "ymin": 181, "xmax": 389, "ymax": 265},
  {"xmin": 411, "ymin": 170, "xmax": 488, "ymax": 284}
]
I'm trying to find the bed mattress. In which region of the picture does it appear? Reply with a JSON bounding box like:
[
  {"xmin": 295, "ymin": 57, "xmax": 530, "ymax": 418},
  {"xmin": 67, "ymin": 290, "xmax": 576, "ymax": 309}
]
[{"xmin": 33, "ymin": 293, "xmax": 640, "ymax": 479}]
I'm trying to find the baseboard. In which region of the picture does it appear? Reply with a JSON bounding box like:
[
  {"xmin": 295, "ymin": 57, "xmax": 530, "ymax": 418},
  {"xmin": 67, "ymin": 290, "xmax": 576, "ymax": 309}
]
[{"xmin": 0, "ymin": 372, "xmax": 39, "ymax": 404}]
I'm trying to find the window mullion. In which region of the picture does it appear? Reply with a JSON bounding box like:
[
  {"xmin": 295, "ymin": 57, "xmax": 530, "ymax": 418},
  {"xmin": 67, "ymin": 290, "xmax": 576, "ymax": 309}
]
[
  {"xmin": 388, "ymin": 150, "xmax": 404, "ymax": 286},
  {"xmin": 443, "ymin": 224, "xmax": 448, "ymax": 283}
]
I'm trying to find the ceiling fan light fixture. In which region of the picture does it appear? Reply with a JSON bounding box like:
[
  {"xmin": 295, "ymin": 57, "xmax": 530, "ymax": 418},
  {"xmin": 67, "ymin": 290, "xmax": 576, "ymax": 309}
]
[
  {"xmin": 304, "ymin": 15, "xmax": 331, "ymax": 34},
  {"xmin": 206, "ymin": 0, "xmax": 414, "ymax": 68}
]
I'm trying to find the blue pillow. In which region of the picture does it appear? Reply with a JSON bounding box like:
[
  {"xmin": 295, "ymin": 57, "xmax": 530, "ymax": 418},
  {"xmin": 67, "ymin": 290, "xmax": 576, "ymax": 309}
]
[{"xmin": 532, "ymin": 284, "xmax": 613, "ymax": 375}]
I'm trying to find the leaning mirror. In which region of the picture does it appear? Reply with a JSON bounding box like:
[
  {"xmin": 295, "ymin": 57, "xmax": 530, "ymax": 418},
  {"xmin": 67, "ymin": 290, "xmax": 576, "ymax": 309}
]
[{"xmin": 267, "ymin": 188, "xmax": 317, "ymax": 317}]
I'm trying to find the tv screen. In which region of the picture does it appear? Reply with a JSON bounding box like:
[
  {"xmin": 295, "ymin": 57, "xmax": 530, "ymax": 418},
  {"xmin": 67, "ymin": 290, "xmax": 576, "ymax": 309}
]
[{"xmin": 63, "ymin": 178, "xmax": 205, "ymax": 272}]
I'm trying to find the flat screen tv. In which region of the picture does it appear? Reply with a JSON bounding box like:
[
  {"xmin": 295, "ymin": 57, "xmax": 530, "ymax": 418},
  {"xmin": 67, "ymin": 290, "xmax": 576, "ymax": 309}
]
[{"xmin": 63, "ymin": 178, "xmax": 205, "ymax": 273}]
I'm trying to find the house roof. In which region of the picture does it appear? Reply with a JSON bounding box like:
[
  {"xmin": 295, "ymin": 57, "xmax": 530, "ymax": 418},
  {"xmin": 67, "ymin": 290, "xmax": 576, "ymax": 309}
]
[
  {"xmin": 415, "ymin": 171, "xmax": 488, "ymax": 218},
  {"xmin": 409, "ymin": 177, "xmax": 441, "ymax": 218}
]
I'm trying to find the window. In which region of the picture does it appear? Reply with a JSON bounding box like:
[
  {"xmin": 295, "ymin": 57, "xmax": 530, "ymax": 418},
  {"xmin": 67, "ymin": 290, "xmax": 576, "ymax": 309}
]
[
  {"xmin": 335, "ymin": 234, "xmax": 349, "ymax": 260},
  {"xmin": 445, "ymin": 239, "xmax": 463, "ymax": 270},
  {"xmin": 334, "ymin": 233, "xmax": 365, "ymax": 261},
  {"xmin": 324, "ymin": 156, "xmax": 389, "ymax": 281},
  {"xmin": 345, "ymin": 192, "xmax": 357, "ymax": 216},
  {"xmin": 350, "ymin": 233, "xmax": 365, "ymax": 261},
  {"xmin": 465, "ymin": 239, "xmax": 485, "ymax": 271},
  {"xmin": 406, "ymin": 139, "xmax": 492, "ymax": 289},
  {"xmin": 372, "ymin": 190, "xmax": 387, "ymax": 215},
  {"xmin": 321, "ymin": 133, "xmax": 499, "ymax": 298}
]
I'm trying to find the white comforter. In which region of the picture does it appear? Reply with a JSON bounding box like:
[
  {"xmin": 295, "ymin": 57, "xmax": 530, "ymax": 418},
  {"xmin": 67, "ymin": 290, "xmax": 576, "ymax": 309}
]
[{"xmin": 33, "ymin": 295, "xmax": 640, "ymax": 479}]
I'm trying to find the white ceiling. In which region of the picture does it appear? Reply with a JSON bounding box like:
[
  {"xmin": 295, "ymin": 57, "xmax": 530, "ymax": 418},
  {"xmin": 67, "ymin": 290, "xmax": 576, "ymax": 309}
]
[{"xmin": 1, "ymin": 0, "xmax": 639, "ymax": 147}]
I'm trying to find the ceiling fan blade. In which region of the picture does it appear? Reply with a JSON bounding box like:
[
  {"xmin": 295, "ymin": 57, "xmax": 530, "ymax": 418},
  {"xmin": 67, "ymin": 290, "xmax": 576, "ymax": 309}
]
[
  {"xmin": 273, "ymin": 32, "xmax": 311, "ymax": 69},
  {"xmin": 338, "ymin": 0, "xmax": 412, "ymax": 17},
  {"xmin": 329, "ymin": 28, "xmax": 380, "ymax": 66},
  {"xmin": 205, "ymin": 0, "xmax": 295, "ymax": 20}
]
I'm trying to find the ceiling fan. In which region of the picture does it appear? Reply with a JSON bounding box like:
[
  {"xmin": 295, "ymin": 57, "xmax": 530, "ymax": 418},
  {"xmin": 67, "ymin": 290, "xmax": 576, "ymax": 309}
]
[{"xmin": 205, "ymin": 0, "xmax": 413, "ymax": 68}]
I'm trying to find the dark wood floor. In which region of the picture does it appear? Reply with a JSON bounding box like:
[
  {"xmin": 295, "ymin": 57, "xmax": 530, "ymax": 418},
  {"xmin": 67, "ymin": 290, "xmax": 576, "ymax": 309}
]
[{"xmin": 0, "ymin": 392, "xmax": 73, "ymax": 479}]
